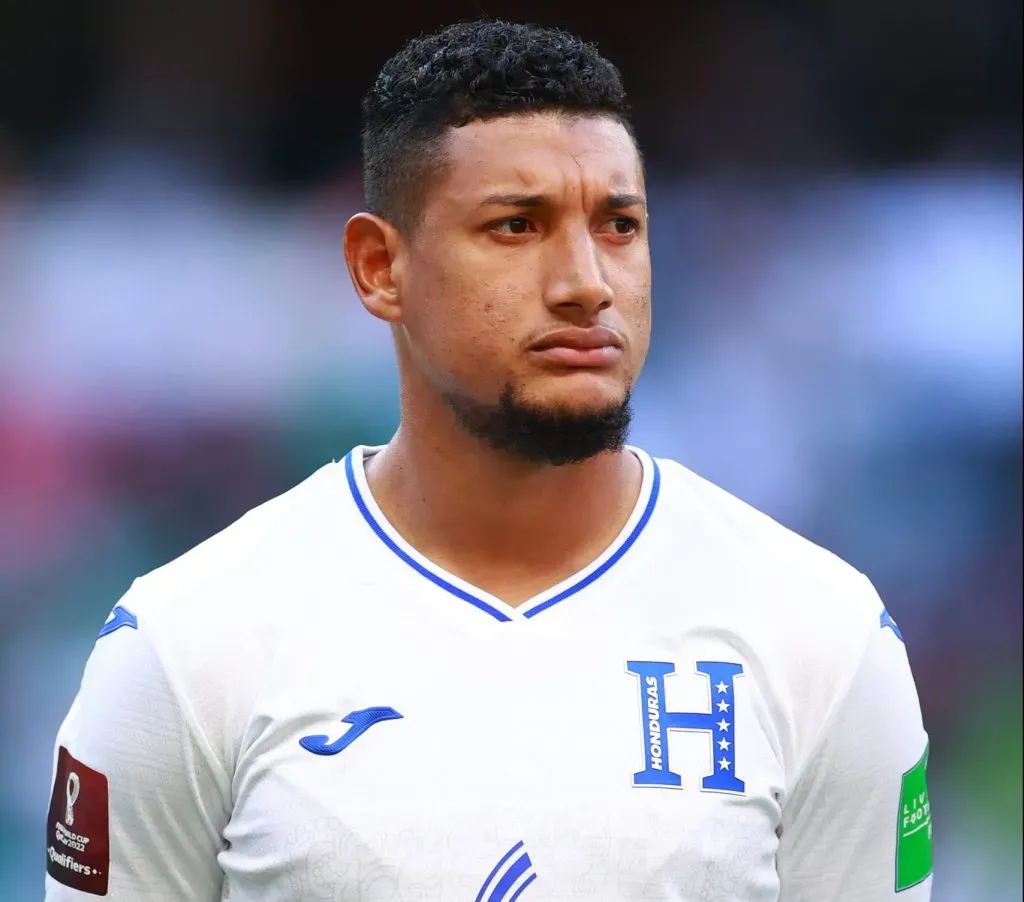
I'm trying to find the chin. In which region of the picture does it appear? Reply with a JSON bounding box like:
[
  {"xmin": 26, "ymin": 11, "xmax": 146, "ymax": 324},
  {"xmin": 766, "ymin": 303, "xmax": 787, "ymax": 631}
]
[{"xmin": 523, "ymin": 376, "xmax": 629, "ymax": 417}]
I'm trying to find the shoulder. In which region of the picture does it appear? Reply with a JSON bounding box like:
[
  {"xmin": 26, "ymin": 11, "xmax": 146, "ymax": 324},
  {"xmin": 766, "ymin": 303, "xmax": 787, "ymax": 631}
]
[
  {"xmin": 653, "ymin": 454, "xmax": 882, "ymax": 618},
  {"xmin": 649, "ymin": 453, "xmax": 889, "ymax": 677},
  {"xmin": 103, "ymin": 458, "xmax": 355, "ymax": 698},
  {"xmin": 124, "ymin": 459, "xmax": 351, "ymax": 630},
  {"xmin": 83, "ymin": 459, "xmax": 357, "ymax": 767},
  {"xmin": 648, "ymin": 454, "xmax": 913, "ymax": 772}
]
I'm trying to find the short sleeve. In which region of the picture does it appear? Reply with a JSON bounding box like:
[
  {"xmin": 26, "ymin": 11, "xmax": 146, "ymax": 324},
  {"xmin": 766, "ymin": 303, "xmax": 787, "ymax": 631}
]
[
  {"xmin": 778, "ymin": 595, "xmax": 933, "ymax": 900},
  {"xmin": 44, "ymin": 591, "xmax": 231, "ymax": 901}
]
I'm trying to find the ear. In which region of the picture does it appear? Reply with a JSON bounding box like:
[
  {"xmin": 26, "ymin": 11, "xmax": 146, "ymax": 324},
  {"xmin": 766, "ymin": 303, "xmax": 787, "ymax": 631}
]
[{"xmin": 343, "ymin": 212, "xmax": 405, "ymax": 323}]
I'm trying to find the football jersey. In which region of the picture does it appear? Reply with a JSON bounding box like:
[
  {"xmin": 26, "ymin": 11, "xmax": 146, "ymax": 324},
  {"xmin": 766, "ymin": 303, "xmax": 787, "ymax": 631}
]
[{"xmin": 45, "ymin": 445, "xmax": 933, "ymax": 901}]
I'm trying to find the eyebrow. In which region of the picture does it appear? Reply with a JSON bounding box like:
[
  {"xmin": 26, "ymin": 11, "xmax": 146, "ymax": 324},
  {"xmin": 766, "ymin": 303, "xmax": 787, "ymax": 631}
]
[{"xmin": 479, "ymin": 192, "xmax": 646, "ymax": 210}]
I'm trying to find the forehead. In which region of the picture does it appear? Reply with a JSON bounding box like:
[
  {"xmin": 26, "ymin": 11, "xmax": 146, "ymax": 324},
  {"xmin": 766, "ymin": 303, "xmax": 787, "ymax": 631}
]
[{"xmin": 434, "ymin": 112, "xmax": 643, "ymax": 206}]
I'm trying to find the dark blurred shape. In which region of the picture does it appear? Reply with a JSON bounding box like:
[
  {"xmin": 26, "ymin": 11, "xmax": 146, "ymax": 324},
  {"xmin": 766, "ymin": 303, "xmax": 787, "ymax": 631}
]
[{"xmin": 0, "ymin": 0, "xmax": 1019, "ymax": 187}]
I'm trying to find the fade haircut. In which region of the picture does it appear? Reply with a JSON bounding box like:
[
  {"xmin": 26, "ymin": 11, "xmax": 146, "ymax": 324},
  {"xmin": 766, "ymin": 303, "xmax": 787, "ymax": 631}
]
[{"xmin": 361, "ymin": 19, "xmax": 635, "ymax": 233}]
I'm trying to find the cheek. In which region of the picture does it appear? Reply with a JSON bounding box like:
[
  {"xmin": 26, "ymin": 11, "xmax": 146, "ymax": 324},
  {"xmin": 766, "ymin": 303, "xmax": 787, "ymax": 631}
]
[
  {"xmin": 613, "ymin": 277, "xmax": 652, "ymax": 353},
  {"xmin": 409, "ymin": 268, "xmax": 523, "ymax": 384},
  {"xmin": 634, "ymin": 300, "xmax": 652, "ymax": 346}
]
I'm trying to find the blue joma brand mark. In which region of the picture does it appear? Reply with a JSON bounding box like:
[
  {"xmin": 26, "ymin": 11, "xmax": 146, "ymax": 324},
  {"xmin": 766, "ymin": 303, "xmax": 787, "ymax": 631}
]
[{"xmin": 299, "ymin": 706, "xmax": 403, "ymax": 756}]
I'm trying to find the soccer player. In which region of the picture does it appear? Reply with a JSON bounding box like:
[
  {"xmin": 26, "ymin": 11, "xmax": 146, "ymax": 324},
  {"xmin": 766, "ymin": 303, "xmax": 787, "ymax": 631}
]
[{"xmin": 45, "ymin": 19, "xmax": 932, "ymax": 901}]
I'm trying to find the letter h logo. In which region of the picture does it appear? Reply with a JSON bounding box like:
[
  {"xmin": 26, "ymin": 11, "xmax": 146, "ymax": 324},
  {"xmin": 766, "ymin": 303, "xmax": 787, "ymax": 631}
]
[{"xmin": 626, "ymin": 660, "xmax": 744, "ymax": 793}]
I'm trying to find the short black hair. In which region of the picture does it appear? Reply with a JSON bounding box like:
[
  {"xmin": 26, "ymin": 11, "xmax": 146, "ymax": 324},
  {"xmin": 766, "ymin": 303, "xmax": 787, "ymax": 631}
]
[{"xmin": 361, "ymin": 19, "xmax": 635, "ymax": 232}]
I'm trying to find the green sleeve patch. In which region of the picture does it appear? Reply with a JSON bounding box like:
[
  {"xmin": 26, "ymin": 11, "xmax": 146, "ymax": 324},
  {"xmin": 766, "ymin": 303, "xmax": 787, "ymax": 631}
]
[{"xmin": 896, "ymin": 744, "xmax": 933, "ymax": 891}]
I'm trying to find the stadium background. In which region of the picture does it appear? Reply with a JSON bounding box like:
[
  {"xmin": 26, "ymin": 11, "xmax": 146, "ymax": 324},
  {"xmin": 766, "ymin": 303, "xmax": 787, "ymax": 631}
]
[{"xmin": 0, "ymin": 1, "xmax": 1020, "ymax": 899}]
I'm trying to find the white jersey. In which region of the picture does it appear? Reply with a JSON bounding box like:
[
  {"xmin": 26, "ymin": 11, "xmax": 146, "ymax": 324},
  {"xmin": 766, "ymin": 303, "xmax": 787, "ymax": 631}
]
[{"xmin": 46, "ymin": 446, "xmax": 932, "ymax": 901}]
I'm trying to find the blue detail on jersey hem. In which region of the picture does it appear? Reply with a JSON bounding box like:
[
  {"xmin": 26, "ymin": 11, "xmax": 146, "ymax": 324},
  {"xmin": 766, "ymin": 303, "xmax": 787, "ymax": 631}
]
[
  {"xmin": 345, "ymin": 450, "xmax": 660, "ymax": 622},
  {"xmin": 476, "ymin": 841, "xmax": 536, "ymax": 902},
  {"xmin": 474, "ymin": 841, "xmax": 524, "ymax": 902},
  {"xmin": 490, "ymin": 850, "xmax": 532, "ymax": 901},
  {"xmin": 508, "ymin": 874, "xmax": 537, "ymax": 902}
]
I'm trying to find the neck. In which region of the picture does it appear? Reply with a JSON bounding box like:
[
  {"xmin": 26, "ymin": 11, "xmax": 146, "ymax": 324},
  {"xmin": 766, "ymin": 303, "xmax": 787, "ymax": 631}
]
[{"xmin": 363, "ymin": 405, "xmax": 642, "ymax": 602}]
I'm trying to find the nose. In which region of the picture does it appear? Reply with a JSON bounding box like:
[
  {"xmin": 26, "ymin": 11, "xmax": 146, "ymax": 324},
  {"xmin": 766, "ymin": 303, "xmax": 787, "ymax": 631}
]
[{"xmin": 543, "ymin": 228, "xmax": 614, "ymax": 318}]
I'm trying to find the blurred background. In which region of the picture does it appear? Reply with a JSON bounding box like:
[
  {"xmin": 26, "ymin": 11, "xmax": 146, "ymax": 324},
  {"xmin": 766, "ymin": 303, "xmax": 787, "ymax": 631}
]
[{"xmin": 0, "ymin": 1, "xmax": 1020, "ymax": 899}]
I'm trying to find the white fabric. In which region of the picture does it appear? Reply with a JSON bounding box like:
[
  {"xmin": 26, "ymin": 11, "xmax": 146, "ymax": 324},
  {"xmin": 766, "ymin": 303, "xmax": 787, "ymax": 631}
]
[{"xmin": 46, "ymin": 446, "xmax": 931, "ymax": 900}]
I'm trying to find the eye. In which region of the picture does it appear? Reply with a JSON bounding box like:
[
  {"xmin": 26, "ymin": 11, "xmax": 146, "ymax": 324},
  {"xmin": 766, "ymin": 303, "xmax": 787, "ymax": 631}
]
[
  {"xmin": 493, "ymin": 217, "xmax": 535, "ymax": 235},
  {"xmin": 608, "ymin": 216, "xmax": 640, "ymax": 235}
]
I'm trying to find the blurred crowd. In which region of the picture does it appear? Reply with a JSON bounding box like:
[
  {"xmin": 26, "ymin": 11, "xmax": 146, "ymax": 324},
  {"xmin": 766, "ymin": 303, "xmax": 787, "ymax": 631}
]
[{"xmin": 0, "ymin": 2, "xmax": 1020, "ymax": 900}]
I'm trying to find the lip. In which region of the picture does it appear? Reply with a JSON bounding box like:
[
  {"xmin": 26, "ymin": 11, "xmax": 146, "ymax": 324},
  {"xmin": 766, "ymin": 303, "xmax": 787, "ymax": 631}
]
[
  {"xmin": 527, "ymin": 327, "xmax": 624, "ymax": 369},
  {"xmin": 530, "ymin": 345, "xmax": 623, "ymax": 368},
  {"xmin": 528, "ymin": 327, "xmax": 624, "ymax": 352}
]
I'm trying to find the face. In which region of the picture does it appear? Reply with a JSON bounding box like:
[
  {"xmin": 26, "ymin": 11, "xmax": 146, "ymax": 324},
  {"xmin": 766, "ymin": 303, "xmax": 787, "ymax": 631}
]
[{"xmin": 346, "ymin": 111, "xmax": 652, "ymax": 463}]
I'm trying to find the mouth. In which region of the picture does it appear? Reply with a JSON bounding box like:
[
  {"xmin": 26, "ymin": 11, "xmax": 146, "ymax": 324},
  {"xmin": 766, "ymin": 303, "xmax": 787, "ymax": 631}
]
[{"xmin": 528, "ymin": 327, "xmax": 624, "ymax": 369}]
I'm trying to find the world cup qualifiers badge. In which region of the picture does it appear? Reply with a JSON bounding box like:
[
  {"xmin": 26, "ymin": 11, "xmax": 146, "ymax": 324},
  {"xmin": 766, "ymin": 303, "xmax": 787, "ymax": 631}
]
[{"xmin": 46, "ymin": 747, "xmax": 110, "ymax": 896}]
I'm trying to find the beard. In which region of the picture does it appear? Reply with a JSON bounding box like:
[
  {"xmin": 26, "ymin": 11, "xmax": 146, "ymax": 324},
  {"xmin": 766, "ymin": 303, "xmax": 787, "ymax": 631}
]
[{"xmin": 442, "ymin": 382, "xmax": 633, "ymax": 467}]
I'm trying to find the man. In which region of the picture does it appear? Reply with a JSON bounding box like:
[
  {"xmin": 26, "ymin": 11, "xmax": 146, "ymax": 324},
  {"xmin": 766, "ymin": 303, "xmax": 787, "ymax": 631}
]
[{"xmin": 45, "ymin": 19, "xmax": 932, "ymax": 901}]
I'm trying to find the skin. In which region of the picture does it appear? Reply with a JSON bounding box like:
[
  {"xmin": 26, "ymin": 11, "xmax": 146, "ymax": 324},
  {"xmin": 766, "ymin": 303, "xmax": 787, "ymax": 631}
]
[{"xmin": 343, "ymin": 111, "xmax": 652, "ymax": 605}]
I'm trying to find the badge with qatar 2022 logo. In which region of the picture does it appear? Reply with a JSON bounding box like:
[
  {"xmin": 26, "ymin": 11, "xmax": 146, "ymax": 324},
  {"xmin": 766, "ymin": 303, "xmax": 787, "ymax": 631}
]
[{"xmin": 46, "ymin": 746, "xmax": 110, "ymax": 895}]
